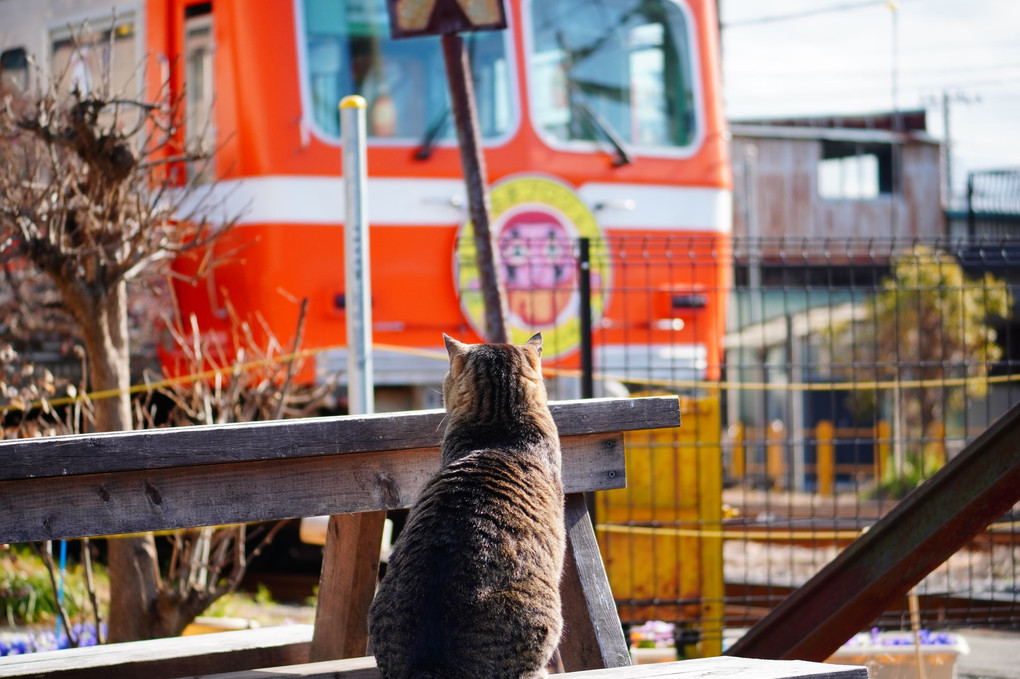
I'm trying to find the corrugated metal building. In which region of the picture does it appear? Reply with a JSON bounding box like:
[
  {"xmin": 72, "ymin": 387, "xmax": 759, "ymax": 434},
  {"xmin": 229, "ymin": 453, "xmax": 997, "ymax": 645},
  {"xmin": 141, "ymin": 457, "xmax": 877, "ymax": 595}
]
[{"xmin": 730, "ymin": 110, "xmax": 944, "ymax": 250}]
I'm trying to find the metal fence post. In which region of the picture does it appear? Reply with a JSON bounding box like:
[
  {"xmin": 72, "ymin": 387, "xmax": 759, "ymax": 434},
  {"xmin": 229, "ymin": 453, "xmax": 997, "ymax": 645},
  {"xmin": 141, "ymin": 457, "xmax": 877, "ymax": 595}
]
[
  {"xmin": 578, "ymin": 237, "xmax": 594, "ymax": 399},
  {"xmin": 340, "ymin": 95, "xmax": 374, "ymax": 416},
  {"xmin": 309, "ymin": 95, "xmax": 382, "ymax": 662}
]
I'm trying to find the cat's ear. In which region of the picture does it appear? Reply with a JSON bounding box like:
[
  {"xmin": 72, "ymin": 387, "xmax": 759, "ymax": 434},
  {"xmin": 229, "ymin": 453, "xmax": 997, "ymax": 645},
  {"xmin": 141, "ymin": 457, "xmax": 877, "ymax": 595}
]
[
  {"xmin": 526, "ymin": 332, "xmax": 543, "ymax": 357},
  {"xmin": 444, "ymin": 333, "xmax": 467, "ymax": 358}
]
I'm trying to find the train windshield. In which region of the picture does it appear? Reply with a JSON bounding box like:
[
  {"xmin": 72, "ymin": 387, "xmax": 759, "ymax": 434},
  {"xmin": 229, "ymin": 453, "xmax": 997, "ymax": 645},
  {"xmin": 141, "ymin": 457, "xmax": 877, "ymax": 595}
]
[
  {"xmin": 301, "ymin": 0, "xmax": 513, "ymax": 142},
  {"xmin": 528, "ymin": 0, "xmax": 699, "ymax": 151}
]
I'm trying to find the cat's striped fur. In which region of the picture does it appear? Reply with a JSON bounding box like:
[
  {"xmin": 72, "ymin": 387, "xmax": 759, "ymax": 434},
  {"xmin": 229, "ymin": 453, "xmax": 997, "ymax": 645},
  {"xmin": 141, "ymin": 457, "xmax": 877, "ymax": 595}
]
[{"xmin": 368, "ymin": 333, "xmax": 565, "ymax": 679}]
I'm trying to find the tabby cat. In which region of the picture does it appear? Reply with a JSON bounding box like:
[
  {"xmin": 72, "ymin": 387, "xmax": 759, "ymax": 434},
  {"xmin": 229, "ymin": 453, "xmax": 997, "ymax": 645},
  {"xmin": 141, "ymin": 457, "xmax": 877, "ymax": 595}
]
[{"xmin": 368, "ymin": 333, "xmax": 566, "ymax": 679}]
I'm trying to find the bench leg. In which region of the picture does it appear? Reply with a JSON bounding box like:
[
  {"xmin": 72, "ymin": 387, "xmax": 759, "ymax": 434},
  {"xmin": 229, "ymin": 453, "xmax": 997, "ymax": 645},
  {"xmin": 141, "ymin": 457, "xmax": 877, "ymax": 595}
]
[
  {"xmin": 309, "ymin": 510, "xmax": 386, "ymax": 661},
  {"xmin": 558, "ymin": 492, "xmax": 631, "ymax": 671}
]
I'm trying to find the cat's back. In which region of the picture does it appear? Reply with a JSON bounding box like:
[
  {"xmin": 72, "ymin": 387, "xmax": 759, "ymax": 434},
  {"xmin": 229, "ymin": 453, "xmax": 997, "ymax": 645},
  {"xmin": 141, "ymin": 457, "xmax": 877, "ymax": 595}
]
[
  {"xmin": 376, "ymin": 448, "xmax": 564, "ymax": 677},
  {"xmin": 384, "ymin": 444, "xmax": 565, "ymax": 614}
]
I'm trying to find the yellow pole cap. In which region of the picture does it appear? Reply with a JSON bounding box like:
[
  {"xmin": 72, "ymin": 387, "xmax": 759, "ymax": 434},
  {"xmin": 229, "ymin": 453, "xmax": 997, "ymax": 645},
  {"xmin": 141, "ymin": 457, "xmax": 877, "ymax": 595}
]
[{"xmin": 340, "ymin": 95, "xmax": 367, "ymax": 109}]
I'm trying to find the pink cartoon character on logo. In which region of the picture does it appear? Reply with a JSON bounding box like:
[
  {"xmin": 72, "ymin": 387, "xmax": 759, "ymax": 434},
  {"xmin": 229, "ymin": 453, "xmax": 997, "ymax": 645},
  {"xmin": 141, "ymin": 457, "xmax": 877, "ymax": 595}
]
[{"xmin": 499, "ymin": 210, "xmax": 576, "ymax": 327}]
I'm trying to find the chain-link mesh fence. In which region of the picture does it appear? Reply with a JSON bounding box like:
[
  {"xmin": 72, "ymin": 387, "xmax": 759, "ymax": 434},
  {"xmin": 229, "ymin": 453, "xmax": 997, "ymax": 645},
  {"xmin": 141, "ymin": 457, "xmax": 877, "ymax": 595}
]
[{"xmin": 458, "ymin": 232, "xmax": 1020, "ymax": 657}]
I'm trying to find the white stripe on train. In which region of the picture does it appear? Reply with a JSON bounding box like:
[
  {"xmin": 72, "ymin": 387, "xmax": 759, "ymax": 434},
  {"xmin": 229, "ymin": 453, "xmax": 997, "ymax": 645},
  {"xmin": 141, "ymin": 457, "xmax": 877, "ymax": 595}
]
[{"xmin": 181, "ymin": 176, "xmax": 732, "ymax": 233}]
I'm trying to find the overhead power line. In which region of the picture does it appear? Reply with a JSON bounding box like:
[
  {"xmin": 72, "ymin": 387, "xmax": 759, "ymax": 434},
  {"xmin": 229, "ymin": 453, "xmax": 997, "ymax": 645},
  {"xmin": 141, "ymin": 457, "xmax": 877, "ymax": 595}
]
[
  {"xmin": 724, "ymin": 61, "xmax": 1020, "ymax": 78},
  {"xmin": 723, "ymin": 0, "xmax": 896, "ymax": 28}
]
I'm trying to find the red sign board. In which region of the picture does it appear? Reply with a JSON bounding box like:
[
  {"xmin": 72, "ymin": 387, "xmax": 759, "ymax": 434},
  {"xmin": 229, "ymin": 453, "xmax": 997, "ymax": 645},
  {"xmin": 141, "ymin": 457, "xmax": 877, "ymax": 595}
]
[{"xmin": 387, "ymin": 0, "xmax": 507, "ymax": 38}]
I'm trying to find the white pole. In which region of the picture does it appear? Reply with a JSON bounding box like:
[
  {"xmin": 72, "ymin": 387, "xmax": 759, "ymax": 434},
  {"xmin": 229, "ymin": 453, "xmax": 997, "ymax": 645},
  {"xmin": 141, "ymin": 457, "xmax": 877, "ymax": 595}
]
[{"xmin": 340, "ymin": 95, "xmax": 374, "ymax": 415}]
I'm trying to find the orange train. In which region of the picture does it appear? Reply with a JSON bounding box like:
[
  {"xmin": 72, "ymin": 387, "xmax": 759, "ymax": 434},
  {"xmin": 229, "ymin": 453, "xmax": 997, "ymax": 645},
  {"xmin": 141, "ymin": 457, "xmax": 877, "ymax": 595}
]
[{"xmin": 1, "ymin": 0, "xmax": 732, "ymax": 393}]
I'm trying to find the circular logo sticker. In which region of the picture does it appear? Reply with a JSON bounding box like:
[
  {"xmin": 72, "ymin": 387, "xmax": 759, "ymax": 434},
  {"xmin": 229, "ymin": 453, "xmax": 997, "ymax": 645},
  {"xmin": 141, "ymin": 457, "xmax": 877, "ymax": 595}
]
[{"xmin": 454, "ymin": 176, "xmax": 610, "ymax": 359}]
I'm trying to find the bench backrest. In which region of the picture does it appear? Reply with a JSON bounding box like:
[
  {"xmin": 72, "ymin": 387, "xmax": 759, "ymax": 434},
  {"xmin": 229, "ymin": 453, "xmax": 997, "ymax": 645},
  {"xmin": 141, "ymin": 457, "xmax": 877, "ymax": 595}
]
[{"xmin": 0, "ymin": 397, "xmax": 679, "ymax": 544}]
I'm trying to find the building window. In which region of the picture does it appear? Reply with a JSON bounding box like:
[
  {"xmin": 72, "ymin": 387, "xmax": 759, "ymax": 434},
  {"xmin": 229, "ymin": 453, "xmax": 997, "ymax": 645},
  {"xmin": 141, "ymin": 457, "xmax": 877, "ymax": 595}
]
[
  {"xmin": 51, "ymin": 19, "xmax": 137, "ymax": 97},
  {"xmin": 185, "ymin": 5, "xmax": 215, "ymax": 182},
  {"xmin": 1, "ymin": 47, "xmax": 28, "ymax": 91},
  {"xmin": 817, "ymin": 140, "xmax": 895, "ymax": 200}
]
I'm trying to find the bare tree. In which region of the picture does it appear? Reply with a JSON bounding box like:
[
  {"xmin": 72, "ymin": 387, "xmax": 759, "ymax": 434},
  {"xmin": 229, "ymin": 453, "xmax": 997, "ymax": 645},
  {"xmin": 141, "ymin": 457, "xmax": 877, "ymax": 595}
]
[
  {"xmin": 2, "ymin": 299, "xmax": 334, "ymax": 642},
  {"xmin": 0, "ymin": 32, "xmax": 233, "ymax": 641},
  {"xmin": 126, "ymin": 298, "xmax": 334, "ymax": 637}
]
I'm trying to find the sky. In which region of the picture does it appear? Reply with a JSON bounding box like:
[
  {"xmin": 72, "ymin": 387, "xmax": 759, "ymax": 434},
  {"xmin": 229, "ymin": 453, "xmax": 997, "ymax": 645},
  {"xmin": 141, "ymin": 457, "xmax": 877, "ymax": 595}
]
[{"xmin": 718, "ymin": 0, "xmax": 1020, "ymax": 208}]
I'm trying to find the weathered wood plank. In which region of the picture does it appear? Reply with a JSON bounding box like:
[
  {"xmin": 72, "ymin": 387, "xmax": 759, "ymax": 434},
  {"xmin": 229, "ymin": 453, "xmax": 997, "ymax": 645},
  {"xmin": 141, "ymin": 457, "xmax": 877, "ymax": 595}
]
[
  {"xmin": 564, "ymin": 657, "xmax": 867, "ymax": 679},
  {"xmin": 191, "ymin": 655, "xmax": 379, "ymax": 679},
  {"xmin": 0, "ymin": 397, "xmax": 678, "ymax": 481},
  {"xmin": 175, "ymin": 655, "xmax": 868, "ymax": 679},
  {"xmin": 0, "ymin": 625, "xmax": 313, "ymax": 679},
  {"xmin": 0, "ymin": 434, "xmax": 625, "ymax": 544},
  {"xmin": 559, "ymin": 493, "xmax": 632, "ymax": 671},
  {"xmin": 308, "ymin": 511, "xmax": 386, "ymax": 661}
]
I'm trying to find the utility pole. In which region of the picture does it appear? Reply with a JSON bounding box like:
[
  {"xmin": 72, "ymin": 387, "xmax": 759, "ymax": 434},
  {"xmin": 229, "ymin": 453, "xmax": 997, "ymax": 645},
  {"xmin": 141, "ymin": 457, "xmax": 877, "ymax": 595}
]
[
  {"xmin": 888, "ymin": 1, "xmax": 901, "ymax": 233},
  {"xmin": 889, "ymin": 0, "xmax": 899, "ymax": 128},
  {"xmin": 716, "ymin": 0, "xmax": 724, "ymax": 66},
  {"xmin": 940, "ymin": 91, "xmax": 979, "ymax": 208},
  {"xmin": 924, "ymin": 90, "xmax": 979, "ymax": 208},
  {"xmin": 942, "ymin": 92, "xmax": 951, "ymax": 206}
]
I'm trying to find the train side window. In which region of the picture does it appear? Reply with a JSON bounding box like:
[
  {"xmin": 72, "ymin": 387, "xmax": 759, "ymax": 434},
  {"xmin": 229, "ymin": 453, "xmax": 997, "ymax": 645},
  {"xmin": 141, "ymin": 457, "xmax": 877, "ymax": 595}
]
[
  {"xmin": 1, "ymin": 47, "xmax": 28, "ymax": 91},
  {"xmin": 184, "ymin": 6, "xmax": 216, "ymax": 182}
]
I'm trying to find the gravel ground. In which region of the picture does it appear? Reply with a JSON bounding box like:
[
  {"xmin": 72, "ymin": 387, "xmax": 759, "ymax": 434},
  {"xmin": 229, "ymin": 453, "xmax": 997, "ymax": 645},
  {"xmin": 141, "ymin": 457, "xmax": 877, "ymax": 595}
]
[
  {"xmin": 955, "ymin": 629, "xmax": 1020, "ymax": 679},
  {"xmin": 725, "ymin": 540, "xmax": 1020, "ymax": 596}
]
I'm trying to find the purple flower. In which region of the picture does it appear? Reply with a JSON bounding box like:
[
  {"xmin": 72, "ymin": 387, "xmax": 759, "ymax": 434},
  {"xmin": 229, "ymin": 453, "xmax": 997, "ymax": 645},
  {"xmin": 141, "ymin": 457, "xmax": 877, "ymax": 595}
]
[{"xmin": 0, "ymin": 623, "xmax": 103, "ymax": 657}]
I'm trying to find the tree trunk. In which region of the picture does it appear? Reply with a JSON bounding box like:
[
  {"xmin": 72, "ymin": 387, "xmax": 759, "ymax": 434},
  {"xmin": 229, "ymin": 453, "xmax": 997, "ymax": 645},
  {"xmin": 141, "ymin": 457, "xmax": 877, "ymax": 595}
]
[{"xmin": 77, "ymin": 280, "xmax": 164, "ymax": 642}]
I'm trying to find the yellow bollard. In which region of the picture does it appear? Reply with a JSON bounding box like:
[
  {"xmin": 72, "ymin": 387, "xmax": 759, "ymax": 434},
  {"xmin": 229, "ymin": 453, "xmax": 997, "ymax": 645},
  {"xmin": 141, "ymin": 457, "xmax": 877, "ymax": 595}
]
[
  {"xmin": 874, "ymin": 420, "xmax": 891, "ymax": 483},
  {"xmin": 766, "ymin": 420, "xmax": 786, "ymax": 490},
  {"xmin": 728, "ymin": 422, "xmax": 745, "ymax": 480},
  {"xmin": 816, "ymin": 420, "xmax": 834, "ymax": 497},
  {"xmin": 926, "ymin": 420, "xmax": 947, "ymax": 466}
]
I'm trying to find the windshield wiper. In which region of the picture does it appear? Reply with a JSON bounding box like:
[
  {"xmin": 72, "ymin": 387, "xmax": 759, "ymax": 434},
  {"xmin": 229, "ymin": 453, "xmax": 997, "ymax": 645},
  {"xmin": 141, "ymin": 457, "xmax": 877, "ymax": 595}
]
[
  {"xmin": 415, "ymin": 108, "xmax": 451, "ymax": 160},
  {"xmin": 572, "ymin": 94, "xmax": 632, "ymax": 167}
]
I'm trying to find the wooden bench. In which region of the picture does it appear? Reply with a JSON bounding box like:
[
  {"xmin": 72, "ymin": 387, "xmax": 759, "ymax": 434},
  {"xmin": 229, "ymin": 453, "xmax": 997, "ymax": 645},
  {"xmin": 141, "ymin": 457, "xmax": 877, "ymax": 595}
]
[{"xmin": 0, "ymin": 396, "xmax": 865, "ymax": 679}]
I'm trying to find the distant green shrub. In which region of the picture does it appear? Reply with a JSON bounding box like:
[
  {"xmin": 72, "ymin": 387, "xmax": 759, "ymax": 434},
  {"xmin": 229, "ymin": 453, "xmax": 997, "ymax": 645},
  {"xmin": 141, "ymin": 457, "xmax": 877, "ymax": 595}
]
[{"xmin": 0, "ymin": 545, "xmax": 103, "ymax": 626}]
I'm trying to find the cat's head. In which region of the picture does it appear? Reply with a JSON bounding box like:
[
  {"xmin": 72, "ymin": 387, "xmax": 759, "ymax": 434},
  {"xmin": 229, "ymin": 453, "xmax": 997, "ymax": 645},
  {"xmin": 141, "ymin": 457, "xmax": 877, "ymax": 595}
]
[{"xmin": 441, "ymin": 333, "xmax": 546, "ymax": 417}]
